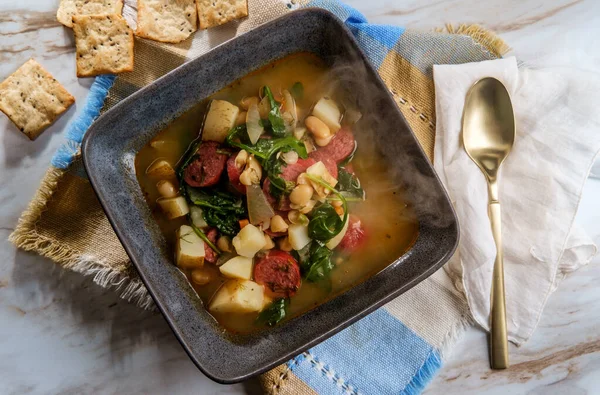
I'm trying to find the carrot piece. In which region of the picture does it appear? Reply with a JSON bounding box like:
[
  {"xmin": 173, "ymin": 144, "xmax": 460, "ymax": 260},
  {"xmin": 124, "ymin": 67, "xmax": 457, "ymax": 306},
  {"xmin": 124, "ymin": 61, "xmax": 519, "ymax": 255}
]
[
  {"xmin": 334, "ymin": 206, "xmax": 344, "ymax": 216},
  {"xmin": 239, "ymin": 219, "xmax": 249, "ymax": 229}
]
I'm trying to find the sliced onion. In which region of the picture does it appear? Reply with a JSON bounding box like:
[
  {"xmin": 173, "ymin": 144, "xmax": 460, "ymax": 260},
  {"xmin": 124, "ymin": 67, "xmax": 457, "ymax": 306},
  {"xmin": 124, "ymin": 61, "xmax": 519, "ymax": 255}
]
[
  {"xmin": 246, "ymin": 102, "xmax": 264, "ymax": 144},
  {"xmin": 281, "ymin": 151, "xmax": 298, "ymax": 165},
  {"xmin": 287, "ymin": 210, "xmax": 309, "ymax": 226},
  {"xmin": 246, "ymin": 184, "xmax": 275, "ymax": 225},
  {"xmin": 282, "ymin": 89, "xmax": 297, "ymax": 133},
  {"xmin": 258, "ymin": 96, "xmax": 270, "ymax": 119}
]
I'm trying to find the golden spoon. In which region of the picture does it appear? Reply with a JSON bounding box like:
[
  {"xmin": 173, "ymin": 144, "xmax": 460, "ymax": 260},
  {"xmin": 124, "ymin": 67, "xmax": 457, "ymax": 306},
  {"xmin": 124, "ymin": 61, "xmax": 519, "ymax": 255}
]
[{"xmin": 462, "ymin": 77, "xmax": 515, "ymax": 369}]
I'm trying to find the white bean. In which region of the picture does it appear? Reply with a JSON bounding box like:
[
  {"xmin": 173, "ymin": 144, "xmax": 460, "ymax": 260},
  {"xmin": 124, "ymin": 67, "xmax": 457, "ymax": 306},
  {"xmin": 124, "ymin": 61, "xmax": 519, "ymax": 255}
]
[
  {"xmin": 191, "ymin": 269, "xmax": 212, "ymax": 285},
  {"xmin": 289, "ymin": 184, "xmax": 313, "ymax": 206},
  {"xmin": 314, "ymin": 134, "xmax": 334, "ymax": 147},
  {"xmin": 217, "ymin": 236, "xmax": 233, "ymax": 253},
  {"xmin": 270, "ymin": 215, "xmax": 288, "ymax": 233},
  {"xmin": 305, "ymin": 116, "xmax": 331, "ymax": 139},
  {"xmin": 278, "ymin": 237, "xmax": 293, "ymax": 252}
]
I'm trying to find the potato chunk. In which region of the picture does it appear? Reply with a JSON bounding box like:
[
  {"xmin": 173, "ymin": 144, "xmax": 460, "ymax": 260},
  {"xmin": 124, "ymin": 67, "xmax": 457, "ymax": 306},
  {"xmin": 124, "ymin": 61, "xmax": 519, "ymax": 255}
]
[
  {"xmin": 158, "ymin": 196, "xmax": 190, "ymax": 219},
  {"xmin": 202, "ymin": 99, "xmax": 240, "ymax": 143},
  {"xmin": 312, "ymin": 97, "xmax": 341, "ymax": 133},
  {"xmin": 288, "ymin": 223, "xmax": 310, "ymax": 251},
  {"xmin": 209, "ymin": 279, "xmax": 265, "ymax": 313},
  {"xmin": 232, "ymin": 224, "xmax": 266, "ymax": 258},
  {"xmin": 176, "ymin": 225, "xmax": 205, "ymax": 269},
  {"xmin": 219, "ymin": 256, "xmax": 253, "ymax": 280}
]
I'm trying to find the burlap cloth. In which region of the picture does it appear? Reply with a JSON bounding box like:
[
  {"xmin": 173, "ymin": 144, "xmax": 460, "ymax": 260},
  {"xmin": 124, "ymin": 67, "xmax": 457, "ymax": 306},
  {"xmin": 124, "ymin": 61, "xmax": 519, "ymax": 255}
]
[{"xmin": 9, "ymin": 0, "xmax": 508, "ymax": 392}]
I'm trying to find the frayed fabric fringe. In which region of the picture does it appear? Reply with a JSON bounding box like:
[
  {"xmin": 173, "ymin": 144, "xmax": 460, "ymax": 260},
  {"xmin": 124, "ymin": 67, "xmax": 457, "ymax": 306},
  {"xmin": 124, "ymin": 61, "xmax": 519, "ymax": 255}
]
[
  {"xmin": 400, "ymin": 350, "xmax": 443, "ymax": 395},
  {"xmin": 8, "ymin": 167, "xmax": 156, "ymax": 311},
  {"xmin": 442, "ymin": 24, "xmax": 510, "ymax": 58}
]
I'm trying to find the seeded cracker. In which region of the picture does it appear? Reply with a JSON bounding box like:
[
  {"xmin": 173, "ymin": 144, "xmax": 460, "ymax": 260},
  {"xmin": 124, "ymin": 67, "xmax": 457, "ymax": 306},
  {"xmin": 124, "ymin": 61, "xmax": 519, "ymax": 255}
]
[
  {"xmin": 196, "ymin": 0, "xmax": 248, "ymax": 30},
  {"xmin": 72, "ymin": 14, "xmax": 134, "ymax": 77},
  {"xmin": 136, "ymin": 0, "xmax": 197, "ymax": 44},
  {"xmin": 56, "ymin": 0, "xmax": 124, "ymax": 28},
  {"xmin": 0, "ymin": 59, "xmax": 75, "ymax": 140}
]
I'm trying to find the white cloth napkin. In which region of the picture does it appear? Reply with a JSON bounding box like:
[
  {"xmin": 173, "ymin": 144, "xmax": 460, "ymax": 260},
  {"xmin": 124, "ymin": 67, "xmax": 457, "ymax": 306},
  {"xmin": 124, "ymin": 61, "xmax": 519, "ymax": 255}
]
[{"xmin": 433, "ymin": 57, "xmax": 600, "ymax": 344}]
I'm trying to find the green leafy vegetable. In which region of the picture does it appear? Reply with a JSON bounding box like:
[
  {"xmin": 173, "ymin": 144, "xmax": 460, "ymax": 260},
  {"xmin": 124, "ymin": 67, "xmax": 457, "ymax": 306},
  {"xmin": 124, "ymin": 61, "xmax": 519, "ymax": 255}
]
[
  {"xmin": 266, "ymin": 157, "xmax": 296, "ymax": 199},
  {"xmin": 304, "ymin": 174, "xmax": 349, "ymax": 242},
  {"xmin": 302, "ymin": 241, "xmax": 335, "ymax": 282},
  {"xmin": 226, "ymin": 127, "xmax": 307, "ymax": 161},
  {"xmin": 187, "ymin": 186, "xmax": 246, "ymax": 236},
  {"xmin": 189, "ymin": 220, "xmax": 221, "ymax": 255},
  {"xmin": 290, "ymin": 82, "xmax": 304, "ymax": 100},
  {"xmin": 262, "ymin": 86, "xmax": 286, "ymax": 137},
  {"xmin": 257, "ymin": 298, "xmax": 289, "ymax": 326},
  {"xmin": 307, "ymin": 203, "xmax": 344, "ymax": 242},
  {"xmin": 337, "ymin": 168, "xmax": 365, "ymax": 199},
  {"xmin": 226, "ymin": 126, "xmax": 308, "ymax": 200},
  {"xmin": 176, "ymin": 138, "xmax": 203, "ymax": 196}
]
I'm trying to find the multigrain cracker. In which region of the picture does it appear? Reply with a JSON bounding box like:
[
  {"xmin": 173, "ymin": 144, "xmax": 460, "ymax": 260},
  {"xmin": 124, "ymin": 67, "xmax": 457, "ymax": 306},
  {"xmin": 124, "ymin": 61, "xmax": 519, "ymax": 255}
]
[
  {"xmin": 0, "ymin": 59, "xmax": 75, "ymax": 140},
  {"xmin": 196, "ymin": 0, "xmax": 248, "ymax": 30},
  {"xmin": 72, "ymin": 14, "xmax": 134, "ymax": 77},
  {"xmin": 56, "ymin": 0, "xmax": 124, "ymax": 28},
  {"xmin": 136, "ymin": 0, "xmax": 197, "ymax": 43}
]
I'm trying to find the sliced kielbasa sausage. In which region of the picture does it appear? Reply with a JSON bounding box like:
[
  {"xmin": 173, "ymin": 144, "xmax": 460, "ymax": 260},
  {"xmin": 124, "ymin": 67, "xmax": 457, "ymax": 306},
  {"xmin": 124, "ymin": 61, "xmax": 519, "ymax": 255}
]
[
  {"xmin": 204, "ymin": 228, "xmax": 219, "ymax": 264},
  {"xmin": 254, "ymin": 250, "xmax": 301, "ymax": 297},
  {"xmin": 226, "ymin": 152, "xmax": 246, "ymax": 194},
  {"xmin": 309, "ymin": 128, "xmax": 355, "ymax": 164},
  {"xmin": 263, "ymin": 158, "xmax": 316, "ymax": 211},
  {"xmin": 183, "ymin": 141, "xmax": 228, "ymax": 187},
  {"xmin": 339, "ymin": 215, "xmax": 367, "ymax": 252}
]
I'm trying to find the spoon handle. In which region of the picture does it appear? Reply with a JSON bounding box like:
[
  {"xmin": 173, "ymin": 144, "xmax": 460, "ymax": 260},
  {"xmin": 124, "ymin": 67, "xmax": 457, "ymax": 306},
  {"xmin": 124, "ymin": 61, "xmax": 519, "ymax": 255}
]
[{"xmin": 489, "ymin": 201, "xmax": 509, "ymax": 369}]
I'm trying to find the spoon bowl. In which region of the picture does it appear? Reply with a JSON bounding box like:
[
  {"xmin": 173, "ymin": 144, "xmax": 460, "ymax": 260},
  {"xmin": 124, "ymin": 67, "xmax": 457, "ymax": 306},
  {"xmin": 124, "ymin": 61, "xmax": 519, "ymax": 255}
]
[
  {"xmin": 462, "ymin": 77, "xmax": 515, "ymax": 369},
  {"xmin": 463, "ymin": 78, "xmax": 515, "ymax": 182}
]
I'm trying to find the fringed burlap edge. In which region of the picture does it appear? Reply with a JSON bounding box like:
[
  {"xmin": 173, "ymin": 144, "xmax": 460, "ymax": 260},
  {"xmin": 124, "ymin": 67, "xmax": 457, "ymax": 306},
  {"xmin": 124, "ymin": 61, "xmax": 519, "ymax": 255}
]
[
  {"xmin": 443, "ymin": 24, "xmax": 511, "ymax": 57},
  {"xmin": 9, "ymin": 166, "xmax": 155, "ymax": 310}
]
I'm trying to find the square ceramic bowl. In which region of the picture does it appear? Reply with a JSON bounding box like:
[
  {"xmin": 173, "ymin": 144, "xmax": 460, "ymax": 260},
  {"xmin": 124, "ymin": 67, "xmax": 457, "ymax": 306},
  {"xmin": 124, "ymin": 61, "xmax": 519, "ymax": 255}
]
[{"xmin": 82, "ymin": 9, "xmax": 459, "ymax": 383}]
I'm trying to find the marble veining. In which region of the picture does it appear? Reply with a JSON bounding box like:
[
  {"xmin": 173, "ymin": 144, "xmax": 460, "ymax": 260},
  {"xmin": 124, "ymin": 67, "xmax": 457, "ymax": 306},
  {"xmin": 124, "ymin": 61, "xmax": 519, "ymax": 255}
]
[{"xmin": 1, "ymin": 0, "xmax": 599, "ymax": 394}]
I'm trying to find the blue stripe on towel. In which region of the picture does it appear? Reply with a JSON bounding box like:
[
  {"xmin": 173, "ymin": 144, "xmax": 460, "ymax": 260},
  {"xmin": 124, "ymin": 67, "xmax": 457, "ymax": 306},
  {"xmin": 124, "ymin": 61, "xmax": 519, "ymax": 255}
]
[
  {"xmin": 308, "ymin": 0, "xmax": 405, "ymax": 68},
  {"xmin": 51, "ymin": 74, "xmax": 116, "ymax": 169},
  {"xmin": 290, "ymin": 308, "xmax": 440, "ymax": 394}
]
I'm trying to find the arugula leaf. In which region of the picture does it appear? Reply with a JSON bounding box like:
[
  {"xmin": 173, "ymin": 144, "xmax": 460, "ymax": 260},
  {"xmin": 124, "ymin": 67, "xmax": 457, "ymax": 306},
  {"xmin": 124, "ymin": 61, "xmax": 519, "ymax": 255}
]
[
  {"xmin": 176, "ymin": 138, "xmax": 203, "ymax": 196},
  {"xmin": 307, "ymin": 203, "xmax": 344, "ymax": 242},
  {"xmin": 302, "ymin": 241, "xmax": 335, "ymax": 282},
  {"xmin": 226, "ymin": 127, "xmax": 307, "ymax": 161},
  {"xmin": 226, "ymin": 126, "xmax": 308, "ymax": 200},
  {"xmin": 304, "ymin": 174, "xmax": 349, "ymax": 242},
  {"xmin": 290, "ymin": 82, "xmax": 304, "ymax": 100},
  {"xmin": 337, "ymin": 168, "xmax": 365, "ymax": 199},
  {"xmin": 187, "ymin": 186, "xmax": 246, "ymax": 236},
  {"xmin": 189, "ymin": 220, "xmax": 221, "ymax": 255},
  {"xmin": 266, "ymin": 157, "xmax": 295, "ymax": 198},
  {"xmin": 257, "ymin": 298, "xmax": 289, "ymax": 326},
  {"xmin": 262, "ymin": 86, "xmax": 286, "ymax": 137}
]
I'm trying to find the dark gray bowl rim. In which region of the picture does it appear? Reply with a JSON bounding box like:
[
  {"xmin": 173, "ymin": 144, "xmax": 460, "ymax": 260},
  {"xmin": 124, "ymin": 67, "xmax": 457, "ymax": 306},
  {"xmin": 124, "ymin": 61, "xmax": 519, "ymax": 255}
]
[{"xmin": 82, "ymin": 8, "xmax": 459, "ymax": 384}]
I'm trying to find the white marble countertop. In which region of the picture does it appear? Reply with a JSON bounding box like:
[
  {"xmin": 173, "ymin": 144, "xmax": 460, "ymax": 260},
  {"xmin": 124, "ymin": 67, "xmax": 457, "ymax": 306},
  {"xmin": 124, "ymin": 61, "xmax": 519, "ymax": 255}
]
[{"xmin": 1, "ymin": 0, "xmax": 599, "ymax": 394}]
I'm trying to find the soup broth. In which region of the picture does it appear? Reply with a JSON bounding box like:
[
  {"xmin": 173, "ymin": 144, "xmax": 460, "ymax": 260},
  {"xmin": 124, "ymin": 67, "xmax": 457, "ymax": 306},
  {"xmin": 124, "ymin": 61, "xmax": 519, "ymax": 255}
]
[{"xmin": 135, "ymin": 53, "xmax": 418, "ymax": 334}]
